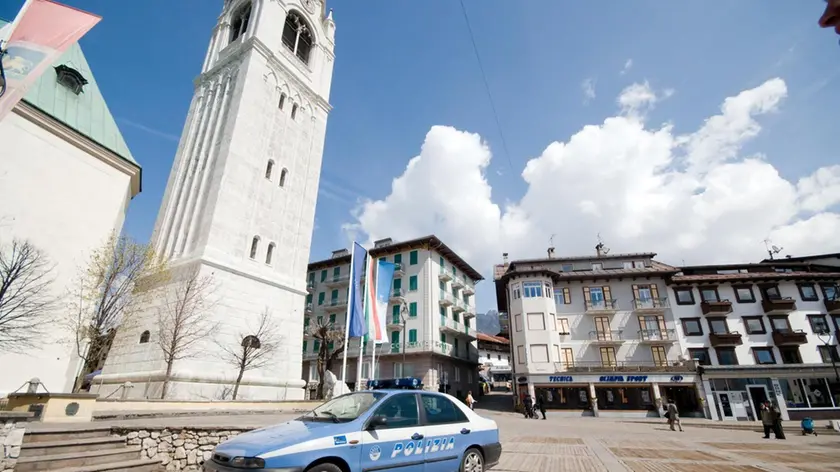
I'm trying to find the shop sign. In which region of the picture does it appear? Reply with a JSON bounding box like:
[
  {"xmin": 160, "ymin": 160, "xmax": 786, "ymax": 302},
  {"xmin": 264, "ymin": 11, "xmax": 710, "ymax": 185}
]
[
  {"xmin": 599, "ymin": 375, "xmax": 648, "ymax": 382},
  {"xmin": 670, "ymin": 376, "xmax": 684, "ymax": 382},
  {"xmin": 548, "ymin": 376, "xmax": 574, "ymax": 382}
]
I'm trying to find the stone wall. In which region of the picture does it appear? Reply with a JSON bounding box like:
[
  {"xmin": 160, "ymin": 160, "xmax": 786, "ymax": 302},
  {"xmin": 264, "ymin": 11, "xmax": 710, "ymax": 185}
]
[
  {"xmin": 1, "ymin": 413, "xmax": 32, "ymax": 472},
  {"xmin": 117, "ymin": 426, "xmax": 253, "ymax": 471}
]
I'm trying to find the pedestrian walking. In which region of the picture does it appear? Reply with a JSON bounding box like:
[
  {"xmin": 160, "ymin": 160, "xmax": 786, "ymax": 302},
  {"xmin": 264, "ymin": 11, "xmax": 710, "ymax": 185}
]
[
  {"xmin": 771, "ymin": 401, "xmax": 786, "ymax": 440},
  {"xmin": 465, "ymin": 391, "xmax": 476, "ymax": 410},
  {"xmin": 760, "ymin": 402, "xmax": 775, "ymax": 439},
  {"xmin": 665, "ymin": 398, "xmax": 683, "ymax": 432},
  {"xmin": 536, "ymin": 394, "xmax": 547, "ymax": 420},
  {"xmin": 523, "ymin": 394, "xmax": 534, "ymax": 418}
]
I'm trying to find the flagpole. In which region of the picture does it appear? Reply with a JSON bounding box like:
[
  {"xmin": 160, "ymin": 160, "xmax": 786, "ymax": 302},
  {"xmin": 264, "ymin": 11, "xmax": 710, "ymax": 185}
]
[
  {"xmin": 356, "ymin": 337, "xmax": 365, "ymax": 391},
  {"xmin": 340, "ymin": 244, "xmax": 355, "ymax": 384},
  {"xmin": 358, "ymin": 254, "xmax": 371, "ymax": 390}
]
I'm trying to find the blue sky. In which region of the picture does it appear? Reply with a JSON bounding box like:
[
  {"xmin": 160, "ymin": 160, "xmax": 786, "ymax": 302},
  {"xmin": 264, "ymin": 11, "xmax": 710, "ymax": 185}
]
[{"xmin": 3, "ymin": 1, "xmax": 839, "ymax": 314}]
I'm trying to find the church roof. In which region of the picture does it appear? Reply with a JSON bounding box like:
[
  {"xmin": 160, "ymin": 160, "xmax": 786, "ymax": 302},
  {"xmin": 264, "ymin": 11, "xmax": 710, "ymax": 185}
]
[{"xmin": 0, "ymin": 19, "xmax": 137, "ymax": 166}]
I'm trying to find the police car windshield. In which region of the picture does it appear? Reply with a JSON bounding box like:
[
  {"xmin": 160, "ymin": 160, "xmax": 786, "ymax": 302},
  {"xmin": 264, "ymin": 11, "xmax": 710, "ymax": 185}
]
[{"xmin": 302, "ymin": 392, "xmax": 386, "ymax": 423}]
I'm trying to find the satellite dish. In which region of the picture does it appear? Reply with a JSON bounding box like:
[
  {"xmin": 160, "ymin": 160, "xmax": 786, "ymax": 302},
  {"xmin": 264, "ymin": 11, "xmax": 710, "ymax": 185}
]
[
  {"xmin": 602, "ymin": 247, "xmax": 610, "ymax": 255},
  {"xmin": 771, "ymin": 245, "xmax": 783, "ymax": 254}
]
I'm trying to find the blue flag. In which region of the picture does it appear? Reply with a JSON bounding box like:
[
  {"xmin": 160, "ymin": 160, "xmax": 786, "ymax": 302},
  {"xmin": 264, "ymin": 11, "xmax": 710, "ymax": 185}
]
[{"xmin": 347, "ymin": 242, "xmax": 368, "ymax": 338}]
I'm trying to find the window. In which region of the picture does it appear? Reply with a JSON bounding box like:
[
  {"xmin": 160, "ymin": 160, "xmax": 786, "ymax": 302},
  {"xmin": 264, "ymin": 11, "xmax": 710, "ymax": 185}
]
[
  {"xmin": 591, "ymin": 262, "xmax": 603, "ymax": 271},
  {"xmin": 279, "ymin": 168, "xmax": 288, "ymax": 187},
  {"xmin": 329, "ymin": 314, "xmax": 336, "ymax": 325},
  {"xmin": 390, "ymin": 330, "xmax": 400, "ymax": 346},
  {"xmin": 530, "ymin": 344, "xmax": 549, "ymax": 363},
  {"xmin": 392, "ymin": 304, "xmax": 400, "ymax": 319},
  {"xmin": 715, "ymin": 347, "xmax": 739, "ymax": 365},
  {"xmin": 409, "ymin": 302, "xmax": 417, "ymax": 317},
  {"xmin": 798, "ymin": 283, "xmax": 819, "ymax": 301},
  {"xmin": 752, "ymin": 347, "xmax": 776, "ymax": 365},
  {"xmin": 409, "ymin": 276, "xmax": 418, "ymax": 291},
  {"xmin": 742, "ymin": 316, "xmax": 766, "ymax": 335},
  {"xmin": 265, "ymin": 242, "xmax": 275, "ymax": 264},
  {"xmin": 421, "ymin": 394, "xmax": 468, "ymax": 425},
  {"xmin": 408, "ymin": 329, "xmax": 417, "ymax": 343},
  {"xmin": 733, "ymin": 285, "xmax": 756, "ymax": 303},
  {"xmin": 330, "ymin": 289, "xmax": 339, "ymax": 303},
  {"xmin": 313, "ymin": 339, "xmax": 320, "ymax": 352},
  {"xmin": 320, "ymin": 270, "xmax": 327, "ymax": 282},
  {"xmin": 769, "ymin": 316, "xmax": 792, "ymax": 333},
  {"xmin": 818, "ymin": 345, "xmax": 840, "ymax": 363},
  {"xmin": 760, "ymin": 284, "xmax": 782, "ymax": 300},
  {"xmin": 302, "ymin": 340, "xmax": 307, "ymax": 352},
  {"xmin": 291, "ymin": 104, "xmax": 298, "ymax": 120},
  {"xmin": 522, "ymin": 281, "xmax": 543, "ymax": 297},
  {"xmin": 821, "ymin": 283, "xmax": 839, "ymax": 301},
  {"xmin": 139, "ymin": 330, "xmax": 150, "ymax": 344},
  {"xmin": 249, "ymin": 236, "xmax": 260, "ymax": 259},
  {"xmin": 560, "ymin": 347, "xmax": 574, "ymax": 367},
  {"xmin": 511, "ymin": 283, "xmax": 521, "ymax": 299},
  {"xmin": 517, "ymin": 345, "xmax": 525, "ymax": 363},
  {"xmin": 779, "ymin": 347, "xmax": 802, "ymax": 364},
  {"xmin": 673, "ymin": 287, "xmax": 695, "ymax": 305},
  {"xmin": 394, "ymin": 253, "xmax": 402, "ymax": 264},
  {"xmin": 318, "ymin": 292, "xmax": 325, "ymax": 305},
  {"xmin": 708, "ymin": 318, "xmax": 729, "ymax": 334},
  {"xmin": 699, "ymin": 286, "xmax": 720, "ymax": 302},
  {"xmin": 808, "ymin": 315, "xmax": 830, "ymax": 334},
  {"xmin": 527, "ymin": 313, "xmax": 546, "ymax": 331},
  {"xmin": 409, "ymin": 250, "xmax": 418, "ymax": 265},
  {"xmin": 333, "ymin": 266, "xmax": 341, "ymax": 280},
  {"xmin": 54, "ymin": 64, "xmax": 88, "ymax": 95},
  {"xmin": 557, "ymin": 317, "xmax": 570, "ymax": 334},
  {"xmin": 514, "ymin": 314, "xmax": 523, "ymax": 332},
  {"xmin": 651, "ymin": 346, "xmax": 667, "ymax": 366},
  {"xmin": 599, "ymin": 347, "xmax": 617, "ymax": 367},
  {"xmin": 584, "ymin": 286, "xmax": 613, "ymax": 309},
  {"xmin": 554, "ymin": 287, "xmax": 571, "ymax": 305},
  {"xmin": 278, "ymin": 93, "xmax": 286, "ymax": 110},
  {"xmin": 544, "ymin": 282, "xmax": 552, "ymax": 298},
  {"xmin": 370, "ymin": 393, "xmax": 419, "ymax": 429},
  {"xmin": 688, "ymin": 348, "xmax": 711, "ymax": 366},
  {"xmin": 265, "ymin": 160, "xmax": 274, "ymax": 179},
  {"xmin": 229, "ymin": 2, "xmax": 252, "ymax": 42},
  {"xmin": 681, "ymin": 318, "xmax": 703, "ymax": 336},
  {"xmin": 282, "ymin": 11, "xmax": 314, "ymax": 63}
]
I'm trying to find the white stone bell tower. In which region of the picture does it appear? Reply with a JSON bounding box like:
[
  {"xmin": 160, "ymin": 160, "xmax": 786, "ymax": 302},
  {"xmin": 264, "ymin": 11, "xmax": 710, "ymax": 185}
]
[{"xmin": 98, "ymin": 0, "xmax": 336, "ymax": 400}]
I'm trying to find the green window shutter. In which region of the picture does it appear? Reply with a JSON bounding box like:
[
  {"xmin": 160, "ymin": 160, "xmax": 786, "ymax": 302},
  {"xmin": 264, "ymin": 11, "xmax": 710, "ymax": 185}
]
[
  {"xmin": 393, "ymin": 278, "xmax": 402, "ymax": 289},
  {"xmin": 320, "ymin": 270, "xmax": 327, "ymax": 282},
  {"xmin": 453, "ymin": 267, "xmax": 457, "ymax": 277},
  {"xmin": 439, "ymin": 280, "xmax": 445, "ymax": 290},
  {"xmin": 314, "ymin": 340, "xmax": 320, "ymax": 351},
  {"xmin": 409, "ymin": 329, "xmax": 417, "ymax": 343},
  {"xmin": 328, "ymin": 341, "xmax": 334, "ymax": 350},
  {"xmin": 391, "ymin": 330, "xmax": 400, "ymax": 344},
  {"xmin": 394, "ymin": 253, "xmax": 402, "ymax": 264},
  {"xmin": 409, "ymin": 302, "xmax": 417, "ymax": 317},
  {"xmin": 308, "ymin": 272, "xmax": 314, "ymax": 283},
  {"xmin": 410, "ymin": 250, "xmax": 418, "ymax": 265},
  {"xmin": 453, "ymin": 312, "xmax": 460, "ymax": 323},
  {"xmin": 440, "ymin": 333, "xmax": 446, "ymax": 343},
  {"xmin": 302, "ymin": 340, "xmax": 308, "ymax": 352},
  {"xmin": 439, "ymin": 256, "xmax": 444, "ymax": 266},
  {"xmin": 392, "ymin": 305, "xmax": 400, "ymax": 317},
  {"xmin": 333, "ymin": 267, "xmax": 340, "ymax": 279},
  {"xmin": 409, "ymin": 276, "xmax": 418, "ymax": 291},
  {"xmin": 439, "ymin": 306, "xmax": 446, "ymax": 316},
  {"xmin": 331, "ymin": 289, "xmax": 338, "ymax": 301},
  {"xmin": 465, "ymin": 318, "xmax": 470, "ymax": 328},
  {"xmin": 306, "ymin": 294, "xmax": 312, "ymax": 303},
  {"xmin": 318, "ymin": 292, "xmax": 325, "ymax": 305},
  {"xmin": 329, "ymin": 314, "xmax": 336, "ymax": 324}
]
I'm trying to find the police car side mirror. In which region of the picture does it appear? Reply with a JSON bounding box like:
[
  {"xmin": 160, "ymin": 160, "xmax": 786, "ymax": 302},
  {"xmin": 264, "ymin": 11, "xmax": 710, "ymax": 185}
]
[{"xmin": 367, "ymin": 415, "xmax": 388, "ymax": 430}]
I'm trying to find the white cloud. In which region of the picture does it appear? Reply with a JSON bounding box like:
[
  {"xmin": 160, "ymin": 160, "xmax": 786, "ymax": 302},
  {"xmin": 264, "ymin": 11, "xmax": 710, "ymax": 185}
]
[
  {"xmin": 345, "ymin": 78, "xmax": 840, "ymax": 302},
  {"xmin": 621, "ymin": 59, "xmax": 633, "ymax": 75},
  {"xmin": 617, "ymin": 81, "xmax": 674, "ymax": 117},
  {"xmin": 581, "ymin": 78, "xmax": 596, "ymax": 104}
]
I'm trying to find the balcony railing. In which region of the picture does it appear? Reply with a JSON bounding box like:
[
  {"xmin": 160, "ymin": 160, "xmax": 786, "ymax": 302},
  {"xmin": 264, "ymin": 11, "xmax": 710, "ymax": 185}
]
[
  {"xmin": 393, "ymin": 263, "xmax": 405, "ymax": 276},
  {"xmin": 324, "ymin": 299, "xmax": 348, "ymax": 312},
  {"xmin": 463, "ymin": 309, "xmax": 476, "ymax": 319},
  {"xmin": 304, "ymin": 303, "xmax": 313, "ymax": 315},
  {"xmin": 324, "ymin": 274, "xmax": 351, "ymax": 288},
  {"xmin": 463, "ymin": 285, "xmax": 475, "ymax": 295},
  {"xmin": 824, "ymin": 296, "xmax": 840, "ymax": 314},
  {"xmin": 638, "ymin": 329, "xmax": 677, "ymax": 343},
  {"xmin": 390, "ymin": 288, "xmax": 405, "ymax": 302},
  {"xmin": 701, "ymin": 299, "xmax": 733, "ymax": 315},
  {"xmin": 588, "ymin": 330, "xmax": 624, "ymax": 343},
  {"xmin": 584, "ymin": 300, "xmax": 619, "ymax": 314},
  {"xmin": 772, "ymin": 329, "xmax": 808, "ymax": 346},
  {"xmin": 563, "ymin": 360, "xmax": 692, "ymax": 373},
  {"xmin": 762, "ymin": 297, "xmax": 797, "ymax": 314},
  {"xmin": 633, "ymin": 298, "xmax": 670, "ymax": 312},
  {"xmin": 439, "ymin": 291, "xmax": 455, "ymax": 307},
  {"xmin": 452, "ymin": 298, "xmax": 466, "ymax": 313},
  {"xmin": 452, "ymin": 277, "xmax": 464, "ymax": 289},
  {"xmin": 306, "ymin": 282, "xmax": 315, "ymax": 293},
  {"xmin": 709, "ymin": 332, "xmax": 743, "ymax": 347},
  {"xmin": 438, "ymin": 270, "xmax": 452, "ymax": 282}
]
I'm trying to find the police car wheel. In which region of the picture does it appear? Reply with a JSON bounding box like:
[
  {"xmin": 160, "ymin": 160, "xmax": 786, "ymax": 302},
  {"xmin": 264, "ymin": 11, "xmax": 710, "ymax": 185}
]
[
  {"xmin": 460, "ymin": 447, "xmax": 484, "ymax": 472},
  {"xmin": 305, "ymin": 462, "xmax": 342, "ymax": 472}
]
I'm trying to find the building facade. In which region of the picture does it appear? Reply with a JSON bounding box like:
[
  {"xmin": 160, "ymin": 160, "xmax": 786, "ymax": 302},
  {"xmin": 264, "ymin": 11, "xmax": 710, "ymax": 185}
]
[
  {"xmin": 497, "ymin": 250, "xmax": 702, "ymax": 418},
  {"xmin": 0, "ymin": 22, "xmax": 141, "ymax": 395},
  {"xmin": 98, "ymin": 0, "xmax": 335, "ymax": 400},
  {"xmin": 669, "ymin": 261, "xmax": 840, "ymax": 421},
  {"xmin": 477, "ymin": 333, "xmax": 512, "ymax": 387},
  {"xmin": 302, "ymin": 236, "xmax": 482, "ymax": 400}
]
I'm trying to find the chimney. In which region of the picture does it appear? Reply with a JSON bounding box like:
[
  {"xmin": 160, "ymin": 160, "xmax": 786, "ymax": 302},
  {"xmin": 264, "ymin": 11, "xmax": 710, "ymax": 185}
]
[
  {"xmin": 502, "ymin": 252, "xmax": 509, "ymax": 265},
  {"xmin": 595, "ymin": 242, "xmax": 604, "ymax": 257},
  {"xmin": 547, "ymin": 247, "xmax": 555, "ymax": 259}
]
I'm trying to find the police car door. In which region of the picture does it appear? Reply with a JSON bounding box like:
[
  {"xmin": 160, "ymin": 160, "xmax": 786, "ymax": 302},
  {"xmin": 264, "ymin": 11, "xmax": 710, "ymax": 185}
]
[
  {"xmin": 419, "ymin": 394, "xmax": 470, "ymax": 470},
  {"xmin": 361, "ymin": 393, "xmax": 426, "ymax": 472}
]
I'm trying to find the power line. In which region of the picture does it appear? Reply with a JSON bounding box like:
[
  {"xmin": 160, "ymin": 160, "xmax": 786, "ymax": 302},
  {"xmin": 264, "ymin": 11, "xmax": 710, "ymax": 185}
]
[{"xmin": 458, "ymin": 0, "xmax": 514, "ymax": 171}]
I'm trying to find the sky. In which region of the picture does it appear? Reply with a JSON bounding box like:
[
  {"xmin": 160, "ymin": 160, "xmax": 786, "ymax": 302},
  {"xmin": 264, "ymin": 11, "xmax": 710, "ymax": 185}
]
[{"xmin": 3, "ymin": 1, "xmax": 840, "ymax": 315}]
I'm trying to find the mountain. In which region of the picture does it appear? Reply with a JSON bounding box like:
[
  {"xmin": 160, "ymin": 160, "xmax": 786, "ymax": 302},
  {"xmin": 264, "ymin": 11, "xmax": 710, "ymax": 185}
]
[{"xmin": 476, "ymin": 310, "xmax": 501, "ymax": 335}]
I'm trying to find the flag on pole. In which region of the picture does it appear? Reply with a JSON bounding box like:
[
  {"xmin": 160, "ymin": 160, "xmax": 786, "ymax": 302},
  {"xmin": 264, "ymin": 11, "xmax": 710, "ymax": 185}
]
[
  {"xmin": 0, "ymin": 0, "xmax": 101, "ymax": 121},
  {"xmin": 341, "ymin": 242, "xmax": 367, "ymax": 382},
  {"xmin": 365, "ymin": 259, "xmax": 395, "ymax": 345}
]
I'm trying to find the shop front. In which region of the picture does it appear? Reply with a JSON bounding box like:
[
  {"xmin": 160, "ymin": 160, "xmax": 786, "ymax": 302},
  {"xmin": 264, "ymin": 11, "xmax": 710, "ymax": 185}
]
[
  {"xmin": 524, "ymin": 373, "xmax": 702, "ymax": 418},
  {"xmin": 700, "ymin": 365, "xmax": 840, "ymax": 422}
]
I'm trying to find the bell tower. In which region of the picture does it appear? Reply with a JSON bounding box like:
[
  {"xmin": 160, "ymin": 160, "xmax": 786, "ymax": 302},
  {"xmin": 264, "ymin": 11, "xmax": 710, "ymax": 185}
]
[{"xmin": 99, "ymin": 0, "xmax": 336, "ymax": 400}]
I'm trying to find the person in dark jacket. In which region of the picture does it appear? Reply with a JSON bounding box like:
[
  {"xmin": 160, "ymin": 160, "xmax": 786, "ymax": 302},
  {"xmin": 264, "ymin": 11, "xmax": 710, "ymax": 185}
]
[
  {"xmin": 535, "ymin": 394, "xmax": 547, "ymax": 420},
  {"xmin": 760, "ymin": 402, "xmax": 775, "ymax": 438},
  {"xmin": 771, "ymin": 401, "xmax": 786, "ymax": 440},
  {"xmin": 523, "ymin": 395, "xmax": 534, "ymax": 418}
]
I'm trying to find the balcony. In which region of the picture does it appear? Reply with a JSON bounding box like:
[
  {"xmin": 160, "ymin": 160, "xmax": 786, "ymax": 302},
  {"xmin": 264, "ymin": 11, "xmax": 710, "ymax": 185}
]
[
  {"xmin": 584, "ymin": 300, "xmax": 619, "ymax": 315},
  {"xmin": 452, "ymin": 299, "xmax": 466, "ymax": 314},
  {"xmin": 390, "ymin": 288, "xmax": 405, "ymax": 303},
  {"xmin": 306, "ymin": 282, "xmax": 315, "ymax": 294},
  {"xmin": 463, "ymin": 309, "xmax": 476, "ymax": 320},
  {"xmin": 438, "ymin": 270, "xmax": 452, "ymax": 282},
  {"xmin": 387, "ymin": 316, "xmax": 404, "ymax": 329},
  {"xmin": 440, "ymin": 317, "xmax": 461, "ymax": 335},
  {"xmin": 772, "ymin": 329, "xmax": 808, "ymax": 346},
  {"xmin": 463, "ymin": 285, "xmax": 475, "ymax": 296},
  {"xmin": 565, "ymin": 360, "xmax": 689, "ymax": 373},
  {"xmin": 452, "ymin": 277, "xmax": 465, "ymax": 289},
  {"xmin": 324, "ymin": 275, "xmax": 350, "ymax": 288},
  {"xmin": 434, "ymin": 341, "xmax": 479, "ymax": 363},
  {"xmin": 324, "ymin": 299, "xmax": 348, "ymax": 312},
  {"xmin": 762, "ymin": 297, "xmax": 797, "ymax": 315},
  {"xmin": 709, "ymin": 332, "xmax": 743, "ymax": 347},
  {"xmin": 638, "ymin": 329, "xmax": 677, "ymax": 344},
  {"xmin": 304, "ymin": 303, "xmax": 313, "ymax": 315},
  {"xmin": 633, "ymin": 298, "xmax": 670, "ymax": 314},
  {"xmin": 588, "ymin": 330, "xmax": 625, "ymax": 344},
  {"xmin": 701, "ymin": 299, "xmax": 733, "ymax": 315},
  {"xmin": 824, "ymin": 297, "xmax": 840, "ymax": 314},
  {"xmin": 393, "ymin": 263, "xmax": 405, "ymax": 277},
  {"xmin": 438, "ymin": 292, "xmax": 454, "ymax": 307}
]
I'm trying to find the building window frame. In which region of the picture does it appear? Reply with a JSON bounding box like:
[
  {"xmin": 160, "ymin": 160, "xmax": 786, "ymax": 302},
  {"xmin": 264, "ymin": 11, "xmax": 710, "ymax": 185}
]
[
  {"xmin": 698, "ymin": 285, "xmax": 721, "ymax": 303},
  {"xmin": 707, "ymin": 317, "xmax": 730, "ymax": 335},
  {"xmin": 557, "ymin": 317, "xmax": 570, "ymax": 335},
  {"xmin": 752, "ymin": 347, "xmax": 777, "ymax": 365},
  {"xmin": 680, "ymin": 317, "xmax": 703, "ymax": 336},
  {"xmin": 797, "ymin": 283, "xmax": 819, "ymax": 302},
  {"xmin": 688, "ymin": 347, "xmax": 711, "ymax": 366},
  {"xmin": 673, "ymin": 287, "xmax": 695, "ymax": 305},
  {"xmin": 808, "ymin": 314, "xmax": 831, "ymax": 335},
  {"xmin": 715, "ymin": 347, "xmax": 739, "ymax": 366},
  {"xmin": 742, "ymin": 316, "xmax": 766, "ymax": 335}
]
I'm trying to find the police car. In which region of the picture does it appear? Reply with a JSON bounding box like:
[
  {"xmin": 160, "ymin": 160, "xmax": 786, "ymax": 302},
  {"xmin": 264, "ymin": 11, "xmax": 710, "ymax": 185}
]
[{"xmin": 203, "ymin": 378, "xmax": 501, "ymax": 471}]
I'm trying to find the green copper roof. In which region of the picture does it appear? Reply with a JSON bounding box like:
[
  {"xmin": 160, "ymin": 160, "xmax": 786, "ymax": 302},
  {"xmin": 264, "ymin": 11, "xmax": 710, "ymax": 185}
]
[{"xmin": 1, "ymin": 19, "xmax": 137, "ymax": 165}]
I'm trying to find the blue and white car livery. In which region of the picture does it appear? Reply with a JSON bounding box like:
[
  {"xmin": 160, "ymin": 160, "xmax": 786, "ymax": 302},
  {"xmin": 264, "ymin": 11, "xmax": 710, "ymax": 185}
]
[{"xmin": 203, "ymin": 389, "xmax": 501, "ymax": 471}]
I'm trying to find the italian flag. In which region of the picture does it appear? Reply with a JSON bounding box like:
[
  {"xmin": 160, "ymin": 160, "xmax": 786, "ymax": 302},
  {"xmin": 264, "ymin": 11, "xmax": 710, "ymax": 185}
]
[{"xmin": 363, "ymin": 256, "xmax": 385, "ymax": 344}]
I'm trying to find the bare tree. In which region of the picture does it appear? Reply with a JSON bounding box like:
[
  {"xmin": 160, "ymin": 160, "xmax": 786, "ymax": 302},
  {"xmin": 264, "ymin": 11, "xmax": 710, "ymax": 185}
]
[
  {"xmin": 157, "ymin": 269, "xmax": 218, "ymax": 399},
  {"xmin": 0, "ymin": 239, "xmax": 56, "ymax": 352},
  {"xmin": 311, "ymin": 317, "xmax": 346, "ymax": 400},
  {"xmin": 66, "ymin": 233, "xmax": 168, "ymax": 392},
  {"xmin": 217, "ymin": 308, "xmax": 281, "ymax": 400}
]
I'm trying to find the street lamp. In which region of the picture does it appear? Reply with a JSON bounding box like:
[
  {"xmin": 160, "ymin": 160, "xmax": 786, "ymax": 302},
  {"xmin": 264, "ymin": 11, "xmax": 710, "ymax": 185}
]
[
  {"xmin": 817, "ymin": 331, "xmax": 840, "ymax": 383},
  {"xmin": 399, "ymin": 301, "xmax": 409, "ymax": 373}
]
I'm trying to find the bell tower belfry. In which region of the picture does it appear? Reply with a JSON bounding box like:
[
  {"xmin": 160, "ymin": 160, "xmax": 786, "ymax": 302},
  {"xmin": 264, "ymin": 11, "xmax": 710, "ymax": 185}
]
[{"xmin": 99, "ymin": 0, "xmax": 336, "ymax": 400}]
